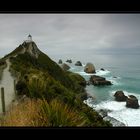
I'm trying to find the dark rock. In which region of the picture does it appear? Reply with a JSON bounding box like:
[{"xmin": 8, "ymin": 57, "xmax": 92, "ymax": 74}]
[
  {"xmin": 90, "ymin": 75, "xmax": 112, "ymax": 86},
  {"xmin": 84, "ymin": 63, "xmax": 96, "ymax": 73},
  {"xmin": 114, "ymin": 91, "xmax": 128, "ymax": 101},
  {"xmin": 129, "ymin": 95, "xmax": 136, "ymax": 98},
  {"xmin": 75, "ymin": 61, "xmax": 82, "ymax": 66},
  {"xmin": 58, "ymin": 59, "xmax": 63, "ymax": 64},
  {"xmin": 100, "ymin": 68, "xmax": 105, "ymax": 71},
  {"xmin": 98, "ymin": 109, "xmax": 108, "ymax": 118},
  {"xmin": 60, "ymin": 63, "xmax": 70, "ymax": 71},
  {"xmin": 104, "ymin": 116, "xmax": 126, "ymax": 127},
  {"xmin": 113, "ymin": 76, "xmax": 117, "ymax": 78},
  {"xmin": 126, "ymin": 95, "xmax": 139, "ymax": 109},
  {"xmin": 94, "ymin": 80, "xmax": 112, "ymax": 86},
  {"xmin": 66, "ymin": 59, "xmax": 72, "ymax": 63}
]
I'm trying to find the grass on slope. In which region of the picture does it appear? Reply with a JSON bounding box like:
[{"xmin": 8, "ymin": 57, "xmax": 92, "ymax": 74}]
[{"xmin": 0, "ymin": 98, "xmax": 111, "ymax": 127}]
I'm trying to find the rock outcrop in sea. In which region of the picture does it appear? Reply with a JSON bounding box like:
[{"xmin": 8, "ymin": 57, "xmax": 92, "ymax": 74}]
[
  {"xmin": 114, "ymin": 91, "xmax": 128, "ymax": 101},
  {"xmin": 126, "ymin": 95, "xmax": 139, "ymax": 109},
  {"xmin": 66, "ymin": 59, "xmax": 72, "ymax": 63},
  {"xmin": 84, "ymin": 63, "xmax": 95, "ymax": 73},
  {"xmin": 103, "ymin": 116, "xmax": 126, "ymax": 127},
  {"xmin": 100, "ymin": 68, "xmax": 105, "ymax": 71},
  {"xmin": 90, "ymin": 75, "xmax": 112, "ymax": 86},
  {"xmin": 75, "ymin": 61, "xmax": 82, "ymax": 66},
  {"xmin": 114, "ymin": 91, "xmax": 139, "ymax": 109}
]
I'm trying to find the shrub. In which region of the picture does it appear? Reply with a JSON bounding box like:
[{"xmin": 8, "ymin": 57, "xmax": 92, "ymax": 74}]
[{"xmin": 38, "ymin": 99, "xmax": 87, "ymax": 126}]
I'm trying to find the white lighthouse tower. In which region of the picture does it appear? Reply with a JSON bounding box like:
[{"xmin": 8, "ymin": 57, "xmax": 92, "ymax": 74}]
[
  {"xmin": 25, "ymin": 34, "xmax": 32, "ymax": 43},
  {"xmin": 28, "ymin": 34, "xmax": 32, "ymax": 41}
]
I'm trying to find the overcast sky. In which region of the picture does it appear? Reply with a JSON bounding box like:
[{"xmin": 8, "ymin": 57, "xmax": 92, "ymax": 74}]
[{"xmin": 0, "ymin": 14, "xmax": 140, "ymax": 60}]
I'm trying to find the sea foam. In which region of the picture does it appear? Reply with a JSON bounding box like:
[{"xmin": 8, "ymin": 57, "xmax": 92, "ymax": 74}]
[
  {"xmin": 88, "ymin": 90, "xmax": 140, "ymax": 126},
  {"xmin": 95, "ymin": 69, "xmax": 110, "ymax": 76}
]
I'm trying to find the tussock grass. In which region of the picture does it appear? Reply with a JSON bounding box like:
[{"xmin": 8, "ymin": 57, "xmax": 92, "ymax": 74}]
[
  {"xmin": 38, "ymin": 99, "xmax": 87, "ymax": 126},
  {"xmin": 0, "ymin": 98, "xmax": 87, "ymax": 127},
  {"xmin": 0, "ymin": 99, "xmax": 41, "ymax": 126}
]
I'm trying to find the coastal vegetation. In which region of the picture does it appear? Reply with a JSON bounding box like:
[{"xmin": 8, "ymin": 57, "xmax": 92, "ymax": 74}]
[{"xmin": 0, "ymin": 41, "xmax": 112, "ymax": 127}]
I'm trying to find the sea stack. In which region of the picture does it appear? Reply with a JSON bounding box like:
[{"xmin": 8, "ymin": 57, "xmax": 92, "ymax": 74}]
[
  {"xmin": 84, "ymin": 63, "xmax": 96, "ymax": 73},
  {"xmin": 114, "ymin": 91, "xmax": 128, "ymax": 101},
  {"xmin": 126, "ymin": 95, "xmax": 139, "ymax": 109}
]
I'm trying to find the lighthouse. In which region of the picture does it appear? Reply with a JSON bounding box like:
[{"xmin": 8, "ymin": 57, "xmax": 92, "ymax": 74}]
[
  {"xmin": 25, "ymin": 34, "xmax": 33, "ymax": 43},
  {"xmin": 28, "ymin": 34, "xmax": 32, "ymax": 41}
]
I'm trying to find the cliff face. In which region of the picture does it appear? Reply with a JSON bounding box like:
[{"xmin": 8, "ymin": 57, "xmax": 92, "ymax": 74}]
[
  {"xmin": 18, "ymin": 41, "xmax": 41, "ymax": 58},
  {"xmin": 4, "ymin": 41, "xmax": 40, "ymax": 58}
]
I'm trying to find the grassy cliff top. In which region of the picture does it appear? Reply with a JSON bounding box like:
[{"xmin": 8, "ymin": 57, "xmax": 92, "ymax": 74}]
[{"xmin": 0, "ymin": 41, "xmax": 112, "ymax": 127}]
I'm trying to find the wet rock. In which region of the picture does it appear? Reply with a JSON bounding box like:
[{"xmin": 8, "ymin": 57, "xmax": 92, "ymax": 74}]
[
  {"xmin": 66, "ymin": 59, "xmax": 72, "ymax": 63},
  {"xmin": 104, "ymin": 116, "xmax": 126, "ymax": 127},
  {"xmin": 126, "ymin": 95, "xmax": 139, "ymax": 109},
  {"xmin": 114, "ymin": 91, "xmax": 128, "ymax": 101},
  {"xmin": 100, "ymin": 68, "xmax": 105, "ymax": 71},
  {"xmin": 84, "ymin": 63, "xmax": 96, "ymax": 73},
  {"xmin": 98, "ymin": 109, "xmax": 108, "ymax": 118},
  {"xmin": 75, "ymin": 61, "xmax": 82, "ymax": 66},
  {"xmin": 90, "ymin": 75, "xmax": 112, "ymax": 86}
]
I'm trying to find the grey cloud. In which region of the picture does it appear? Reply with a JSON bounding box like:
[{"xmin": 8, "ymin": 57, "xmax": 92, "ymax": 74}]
[{"xmin": 0, "ymin": 14, "xmax": 140, "ymax": 59}]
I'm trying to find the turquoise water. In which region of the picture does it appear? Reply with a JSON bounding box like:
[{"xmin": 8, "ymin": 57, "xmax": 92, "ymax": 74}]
[{"xmin": 64, "ymin": 53, "xmax": 140, "ymax": 126}]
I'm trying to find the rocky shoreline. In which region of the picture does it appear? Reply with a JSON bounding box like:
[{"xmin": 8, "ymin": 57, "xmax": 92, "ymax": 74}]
[
  {"xmin": 97, "ymin": 109, "xmax": 126, "ymax": 127},
  {"xmin": 58, "ymin": 58, "xmax": 140, "ymax": 126},
  {"xmin": 84, "ymin": 97, "xmax": 126, "ymax": 127}
]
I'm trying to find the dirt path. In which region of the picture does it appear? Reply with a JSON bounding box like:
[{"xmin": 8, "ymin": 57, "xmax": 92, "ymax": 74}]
[{"xmin": 0, "ymin": 59, "xmax": 15, "ymax": 112}]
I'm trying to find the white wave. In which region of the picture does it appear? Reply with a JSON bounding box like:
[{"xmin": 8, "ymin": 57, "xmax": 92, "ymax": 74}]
[
  {"xmin": 116, "ymin": 76, "xmax": 121, "ymax": 79},
  {"xmin": 82, "ymin": 64, "xmax": 86, "ymax": 67},
  {"xmin": 84, "ymin": 97, "xmax": 95, "ymax": 108},
  {"xmin": 75, "ymin": 71, "xmax": 95, "ymax": 76},
  {"xmin": 75, "ymin": 69, "xmax": 111, "ymax": 76},
  {"xmin": 108, "ymin": 107, "xmax": 140, "ymax": 126},
  {"xmin": 92, "ymin": 100, "xmax": 140, "ymax": 126},
  {"xmin": 69, "ymin": 67, "xmax": 75, "ymax": 70},
  {"xmin": 106, "ymin": 77, "xmax": 121, "ymax": 86},
  {"xmin": 89, "ymin": 90, "xmax": 140, "ymax": 126},
  {"xmin": 95, "ymin": 100, "xmax": 126, "ymax": 111},
  {"xmin": 95, "ymin": 69, "xmax": 111, "ymax": 76}
]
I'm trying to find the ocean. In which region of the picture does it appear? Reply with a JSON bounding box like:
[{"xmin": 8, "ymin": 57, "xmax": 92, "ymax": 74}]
[{"xmin": 55, "ymin": 53, "xmax": 140, "ymax": 126}]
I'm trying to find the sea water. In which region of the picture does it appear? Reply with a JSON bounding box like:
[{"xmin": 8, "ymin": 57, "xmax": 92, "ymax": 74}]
[{"xmin": 59, "ymin": 53, "xmax": 140, "ymax": 126}]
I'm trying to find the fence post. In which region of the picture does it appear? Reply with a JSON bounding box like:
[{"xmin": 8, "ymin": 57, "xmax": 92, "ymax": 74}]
[
  {"xmin": 1, "ymin": 87, "xmax": 5, "ymax": 114},
  {"xmin": 14, "ymin": 80, "xmax": 16, "ymax": 97}
]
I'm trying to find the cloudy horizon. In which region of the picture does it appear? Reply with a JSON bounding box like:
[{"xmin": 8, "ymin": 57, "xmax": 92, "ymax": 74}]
[{"xmin": 0, "ymin": 14, "xmax": 140, "ymax": 60}]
